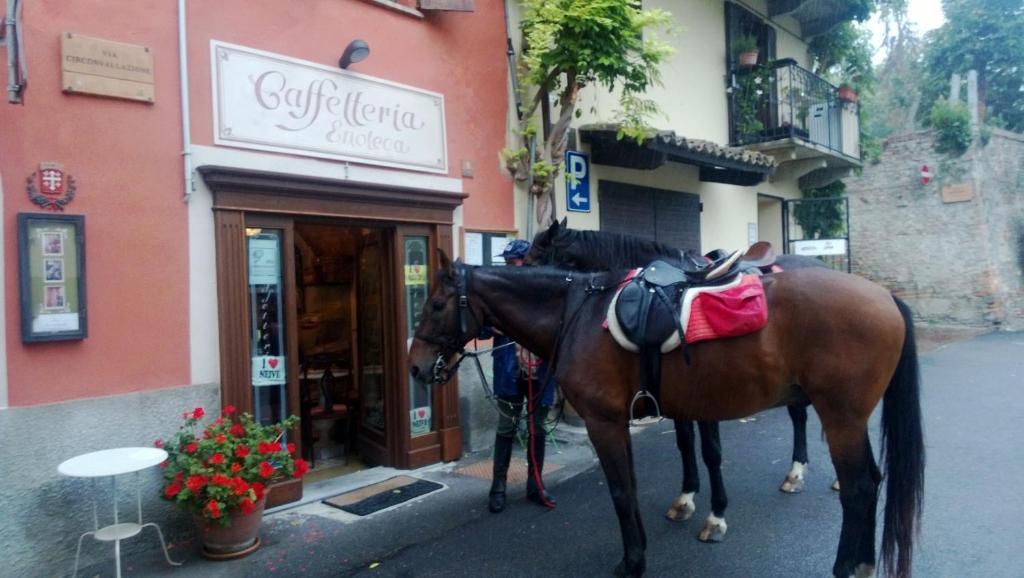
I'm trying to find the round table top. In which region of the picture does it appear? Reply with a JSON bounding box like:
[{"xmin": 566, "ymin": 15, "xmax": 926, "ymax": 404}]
[{"xmin": 58, "ymin": 447, "xmax": 168, "ymax": 478}]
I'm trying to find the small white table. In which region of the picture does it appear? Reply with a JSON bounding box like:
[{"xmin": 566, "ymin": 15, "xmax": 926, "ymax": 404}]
[{"xmin": 58, "ymin": 447, "xmax": 182, "ymax": 577}]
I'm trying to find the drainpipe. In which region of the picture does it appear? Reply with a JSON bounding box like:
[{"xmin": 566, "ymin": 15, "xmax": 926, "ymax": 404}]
[
  {"xmin": 5, "ymin": 0, "xmax": 23, "ymax": 104},
  {"xmin": 177, "ymin": 0, "xmax": 194, "ymax": 202}
]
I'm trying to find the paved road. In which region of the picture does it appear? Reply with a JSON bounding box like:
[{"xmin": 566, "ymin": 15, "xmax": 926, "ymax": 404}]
[
  {"xmin": 348, "ymin": 331, "xmax": 1024, "ymax": 578},
  {"xmin": 107, "ymin": 332, "xmax": 1024, "ymax": 577}
]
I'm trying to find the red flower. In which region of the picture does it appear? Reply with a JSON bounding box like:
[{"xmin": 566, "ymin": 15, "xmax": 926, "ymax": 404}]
[
  {"xmin": 239, "ymin": 497, "xmax": 255, "ymax": 515},
  {"xmin": 235, "ymin": 445, "xmax": 250, "ymax": 458},
  {"xmin": 231, "ymin": 477, "xmax": 250, "ymax": 496},
  {"xmin": 293, "ymin": 458, "xmax": 309, "ymax": 478},
  {"xmin": 192, "ymin": 407, "xmax": 205, "ymax": 420},
  {"xmin": 154, "ymin": 439, "xmax": 164, "ymax": 448},
  {"xmin": 215, "ymin": 417, "xmax": 224, "ymax": 426},
  {"xmin": 259, "ymin": 461, "xmax": 275, "ymax": 479},
  {"xmin": 206, "ymin": 500, "xmax": 222, "ymax": 519},
  {"xmin": 186, "ymin": 475, "xmax": 207, "ymax": 493},
  {"xmin": 231, "ymin": 463, "xmax": 242, "ymax": 473},
  {"xmin": 230, "ymin": 423, "xmax": 246, "ymax": 437},
  {"xmin": 252, "ymin": 482, "xmax": 266, "ymax": 500},
  {"xmin": 211, "ymin": 474, "xmax": 230, "ymax": 486},
  {"xmin": 184, "ymin": 443, "xmax": 198, "ymax": 454},
  {"xmin": 182, "ymin": 411, "xmax": 189, "ymax": 419},
  {"xmin": 287, "ymin": 442, "xmax": 296, "ymax": 454},
  {"xmin": 210, "ymin": 453, "xmax": 225, "ymax": 465},
  {"xmin": 174, "ymin": 472, "xmax": 184, "ymax": 483},
  {"xmin": 215, "ymin": 434, "xmax": 227, "ymax": 445},
  {"xmin": 164, "ymin": 482, "xmax": 182, "ymax": 498},
  {"xmin": 223, "ymin": 405, "xmax": 236, "ymax": 415}
]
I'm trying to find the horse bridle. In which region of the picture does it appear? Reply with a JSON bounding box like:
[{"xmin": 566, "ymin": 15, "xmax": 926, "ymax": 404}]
[{"xmin": 413, "ymin": 264, "xmax": 480, "ymax": 385}]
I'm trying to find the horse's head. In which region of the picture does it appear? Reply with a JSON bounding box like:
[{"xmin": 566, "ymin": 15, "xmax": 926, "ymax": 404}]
[
  {"xmin": 408, "ymin": 250, "xmax": 485, "ymax": 386},
  {"xmin": 525, "ymin": 217, "xmax": 579, "ymax": 267}
]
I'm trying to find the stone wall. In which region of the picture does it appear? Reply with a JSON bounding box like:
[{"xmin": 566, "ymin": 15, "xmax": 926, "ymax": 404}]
[{"xmin": 845, "ymin": 129, "xmax": 1024, "ymax": 329}]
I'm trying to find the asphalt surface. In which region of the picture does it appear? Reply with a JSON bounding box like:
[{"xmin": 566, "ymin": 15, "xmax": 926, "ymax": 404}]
[{"xmin": 91, "ymin": 331, "xmax": 1024, "ymax": 577}]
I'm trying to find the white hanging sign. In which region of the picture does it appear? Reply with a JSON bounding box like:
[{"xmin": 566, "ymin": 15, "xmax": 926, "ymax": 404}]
[
  {"xmin": 212, "ymin": 41, "xmax": 448, "ymax": 174},
  {"xmin": 252, "ymin": 355, "xmax": 286, "ymax": 386}
]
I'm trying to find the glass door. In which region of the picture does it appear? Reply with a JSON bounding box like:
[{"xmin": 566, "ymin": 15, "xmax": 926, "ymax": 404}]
[
  {"xmin": 247, "ymin": 228, "xmax": 288, "ymax": 426},
  {"xmin": 355, "ymin": 228, "xmax": 390, "ymax": 463},
  {"xmin": 403, "ymin": 235, "xmax": 432, "ymax": 437}
]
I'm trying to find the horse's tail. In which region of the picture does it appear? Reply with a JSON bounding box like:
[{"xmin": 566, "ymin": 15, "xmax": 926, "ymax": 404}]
[{"xmin": 880, "ymin": 296, "xmax": 925, "ymax": 578}]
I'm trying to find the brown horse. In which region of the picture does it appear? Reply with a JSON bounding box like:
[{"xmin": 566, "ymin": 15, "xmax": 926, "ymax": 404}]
[
  {"xmin": 524, "ymin": 219, "xmax": 833, "ymax": 540},
  {"xmin": 408, "ymin": 252, "xmax": 923, "ymax": 578}
]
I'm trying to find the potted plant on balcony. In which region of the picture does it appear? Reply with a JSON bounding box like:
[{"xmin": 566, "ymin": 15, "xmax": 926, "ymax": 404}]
[
  {"xmin": 733, "ymin": 64, "xmax": 768, "ymax": 144},
  {"xmin": 837, "ymin": 83, "xmax": 858, "ymax": 103},
  {"xmin": 733, "ymin": 34, "xmax": 760, "ymax": 68},
  {"xmin": 157, "ymin": 406, "xmax": 308, "ymax": 560}
]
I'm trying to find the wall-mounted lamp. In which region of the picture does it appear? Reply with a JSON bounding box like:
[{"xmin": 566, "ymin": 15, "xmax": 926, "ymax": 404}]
[{"xmin": 338, "ymin": 39, "xmax": 370, "ymax": 69}]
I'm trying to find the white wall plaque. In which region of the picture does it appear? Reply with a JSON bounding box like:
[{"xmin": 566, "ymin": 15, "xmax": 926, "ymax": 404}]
[
  {"xmin": 212, "ymin": 41, "xmax": 448, "ymax": 174},
  {"xmin": 792, "ymin": 238, "xmax": 847, "ymax": 256}
]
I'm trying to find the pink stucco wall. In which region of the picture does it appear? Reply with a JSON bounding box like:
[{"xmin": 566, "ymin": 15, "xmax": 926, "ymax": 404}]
[{"xmin": 0, "ymin": 0, "xmax": 511, "ymax": 406}]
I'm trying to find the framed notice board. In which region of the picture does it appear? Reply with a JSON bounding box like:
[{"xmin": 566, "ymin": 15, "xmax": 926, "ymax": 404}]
[{"xmin": 18, "ymin": 213, "xmax": 87, "ymax": 342}]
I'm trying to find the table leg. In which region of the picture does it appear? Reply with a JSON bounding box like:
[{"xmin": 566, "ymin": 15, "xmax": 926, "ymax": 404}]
[
  {"xmin": 72, "ymin": 530, "xmax": 95, "ymax": 578},
  {"xmin": 142, "ymin": 523, "xmax": 183, "ymax": 566},
  {"xmin": 114, "ymin": 537, "xmax": 122, "ymax": 578}
]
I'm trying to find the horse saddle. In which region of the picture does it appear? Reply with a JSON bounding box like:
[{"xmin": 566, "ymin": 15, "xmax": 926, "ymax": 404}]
[{"xmin": 609, "ymin": 258, "xmax": 745, "ymax": 355}]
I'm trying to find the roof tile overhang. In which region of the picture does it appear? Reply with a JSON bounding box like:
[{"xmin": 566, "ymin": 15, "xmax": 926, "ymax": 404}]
[{"xmin": 579, "ymin": 124, "xmax": 777, "ymax": 186}]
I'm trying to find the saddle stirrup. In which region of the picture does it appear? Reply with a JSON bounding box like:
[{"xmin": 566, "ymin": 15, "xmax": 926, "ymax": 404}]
[{"xmin": 628, "ymin": 389, "xmax": 663, "ymax": 426}]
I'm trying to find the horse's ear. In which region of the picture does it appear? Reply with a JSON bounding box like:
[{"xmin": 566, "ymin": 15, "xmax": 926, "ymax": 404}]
[
  {"xmin": 559, "ymin": 216, "xmax": 567, "ymax": 229},
  {"xmin": 437, "ymin": 249, "xmax": 453, "ymax": 276}
]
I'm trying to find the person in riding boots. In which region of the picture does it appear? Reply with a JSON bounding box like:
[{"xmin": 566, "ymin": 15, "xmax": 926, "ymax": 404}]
[{"xmin": 481, "ymin": 239, "xmax": 558, "ymax": 513}]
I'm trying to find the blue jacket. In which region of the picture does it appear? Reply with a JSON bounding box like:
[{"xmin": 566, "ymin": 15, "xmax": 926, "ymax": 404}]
[{"xmin": 485, "ymin": 331, "xmax": 557, "ymax": 407}]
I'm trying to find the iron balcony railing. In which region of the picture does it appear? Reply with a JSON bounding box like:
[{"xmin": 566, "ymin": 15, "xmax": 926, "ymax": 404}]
[{"xmin": 728, "ymin": 59, "xmax": 860, "ymax": 161}]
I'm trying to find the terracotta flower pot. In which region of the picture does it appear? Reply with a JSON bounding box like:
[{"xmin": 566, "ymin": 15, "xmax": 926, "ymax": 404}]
[
  {"xmin": 196, "ymin": 497, "xmax": 267, "ymax": 560},
  {"xmin": 737, "ymin": 50, "xmax": 759, "ymax": 68},
  {"xmin": 838, "ymin": 86, "xmax": 858, "ymax": 103}
]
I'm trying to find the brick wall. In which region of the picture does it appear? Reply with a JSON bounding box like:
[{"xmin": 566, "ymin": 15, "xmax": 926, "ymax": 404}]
[{"xmin": 845, "ymin": 129, "xmax": 1024, "ymax": 329}]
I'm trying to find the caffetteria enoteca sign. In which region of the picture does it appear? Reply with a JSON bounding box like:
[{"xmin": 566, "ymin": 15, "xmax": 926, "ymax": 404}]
[{"xmin": 211, "ymin": 41, "xmax": 448, "ymax": 174}]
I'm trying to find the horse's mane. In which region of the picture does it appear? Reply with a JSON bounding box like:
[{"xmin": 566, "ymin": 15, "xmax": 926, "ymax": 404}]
[{"xmin": 561, "ymin": 229, "xmax": 682, "ymax": 270}]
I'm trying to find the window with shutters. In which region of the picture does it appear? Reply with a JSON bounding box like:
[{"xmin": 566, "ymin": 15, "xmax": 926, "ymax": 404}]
[{"xmin": 598, "ymin": 181, "xmax": 701, "ymax": 253}]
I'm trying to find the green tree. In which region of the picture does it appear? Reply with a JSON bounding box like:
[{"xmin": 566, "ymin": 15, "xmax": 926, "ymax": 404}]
[
  {"xmin": 918, "ymin": 0, "xmax": 1024, "ymax": 132},
  {"xmin": 505, "ymin": 0, "xmax": 673, "ymax": 226},
  {"xmin": 794, "ymin": 180, "xmax": 847, "ymax": 239}
]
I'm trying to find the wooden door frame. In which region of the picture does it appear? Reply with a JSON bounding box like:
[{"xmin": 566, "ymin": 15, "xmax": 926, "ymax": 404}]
[{"xmin": 202, "ymin": 165, "xmax": 465, "ymax": 470}]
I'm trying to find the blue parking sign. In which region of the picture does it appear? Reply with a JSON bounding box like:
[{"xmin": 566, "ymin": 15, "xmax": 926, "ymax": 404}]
[{"xmin": 565, "ymin": 151, "xmax": 590, "ymax": 213}]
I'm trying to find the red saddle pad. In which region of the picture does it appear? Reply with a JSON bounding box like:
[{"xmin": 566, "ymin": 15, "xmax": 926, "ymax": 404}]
[{"xmin": 686, "ymin": 275, "xmax": 768, "ymax": 344}]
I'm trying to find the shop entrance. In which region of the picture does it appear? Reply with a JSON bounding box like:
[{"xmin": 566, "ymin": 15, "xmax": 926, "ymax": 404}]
[
  {"xmin": 204, "ymin": 165, "xmax": 465, "ymax": 505},
  {"xmin": 293, "ymin": 222, "xmax": 387, "ymax": 482}
]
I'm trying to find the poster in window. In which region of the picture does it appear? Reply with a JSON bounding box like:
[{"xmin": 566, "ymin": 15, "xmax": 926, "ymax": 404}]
[{"xmin": 19, "ymin": 213, "xmax": 87, "ymax": 341}]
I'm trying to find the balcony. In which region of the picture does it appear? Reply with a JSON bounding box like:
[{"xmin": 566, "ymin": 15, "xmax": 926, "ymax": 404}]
[{"xmin": 729, "ymin": 59, "xmax": 860, "ymax": 186}]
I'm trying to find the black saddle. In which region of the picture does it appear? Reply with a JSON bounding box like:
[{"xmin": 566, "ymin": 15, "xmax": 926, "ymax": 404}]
[{"xmin": 613, "ymin": 256, "xmax": 743, "ymax": 407}]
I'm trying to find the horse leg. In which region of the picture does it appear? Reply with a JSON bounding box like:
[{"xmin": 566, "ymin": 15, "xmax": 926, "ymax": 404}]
[
  {"xmin": 665, "ymin": 419, "xmax": 699, "ymax": 522},
  {"xmin": 824, "ymin": 424, "xmax": 882, "ymax": 578},
  {"xmin": 696, "ymin": 421, "xmax": 729, "ymax": 542},
  {"xmin": 626, "ymin": 436, "xmax": 647, "ymax": 550},
  {"xmin": 587, "ymin": 419, "xmax": 646, "ymax": 577},
  {"xmin": 780, "ymin": 403, "xmax": 809, "ymax": 493}
]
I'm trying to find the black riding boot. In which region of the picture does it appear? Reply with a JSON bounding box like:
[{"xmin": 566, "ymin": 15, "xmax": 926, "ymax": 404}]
[
  {"xmin": 489, "ymin": 434, "xmax": 514, "ymax": 513},
  {"xmin": 526, "ymin": 429, "xmax": 557, "ymax": 508}
]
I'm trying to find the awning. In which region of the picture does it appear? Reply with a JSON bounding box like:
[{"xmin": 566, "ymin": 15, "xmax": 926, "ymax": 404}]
[{"xmin": 579, "ymin": 124, "xmax": 777, "ymax": 186}]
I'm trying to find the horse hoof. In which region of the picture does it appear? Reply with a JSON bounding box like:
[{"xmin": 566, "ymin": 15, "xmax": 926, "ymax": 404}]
[
  {"xmin": 697, "ymin": 514, "xmax": 727, "ymax": 543},
  {"xmin": 834, "ymin": 563, "xmax": 876, "ymax": 578},
  {"xmin": 665, "ymin": 493, "xmax": 695, "ymax": 522},
  {"xmin": 779, "ymin": 462, "xmax": 806, "ymax": 493},
  {"xmin": 612, "ymin": 559, "xmax": 645, "ymax": 577},
  {"xmin": 831, "ymin": 479, "xmax": 841, "ymax": 492}
]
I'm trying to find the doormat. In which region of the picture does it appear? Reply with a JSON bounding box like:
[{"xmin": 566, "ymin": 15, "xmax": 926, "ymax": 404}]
[
  {"xmin": 453, "ymin": 458, "xmax": 561, "ymax": 484},
  {"xmin": 322, "ymin": 475, "xmax": 444, "ymax": 516}
]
